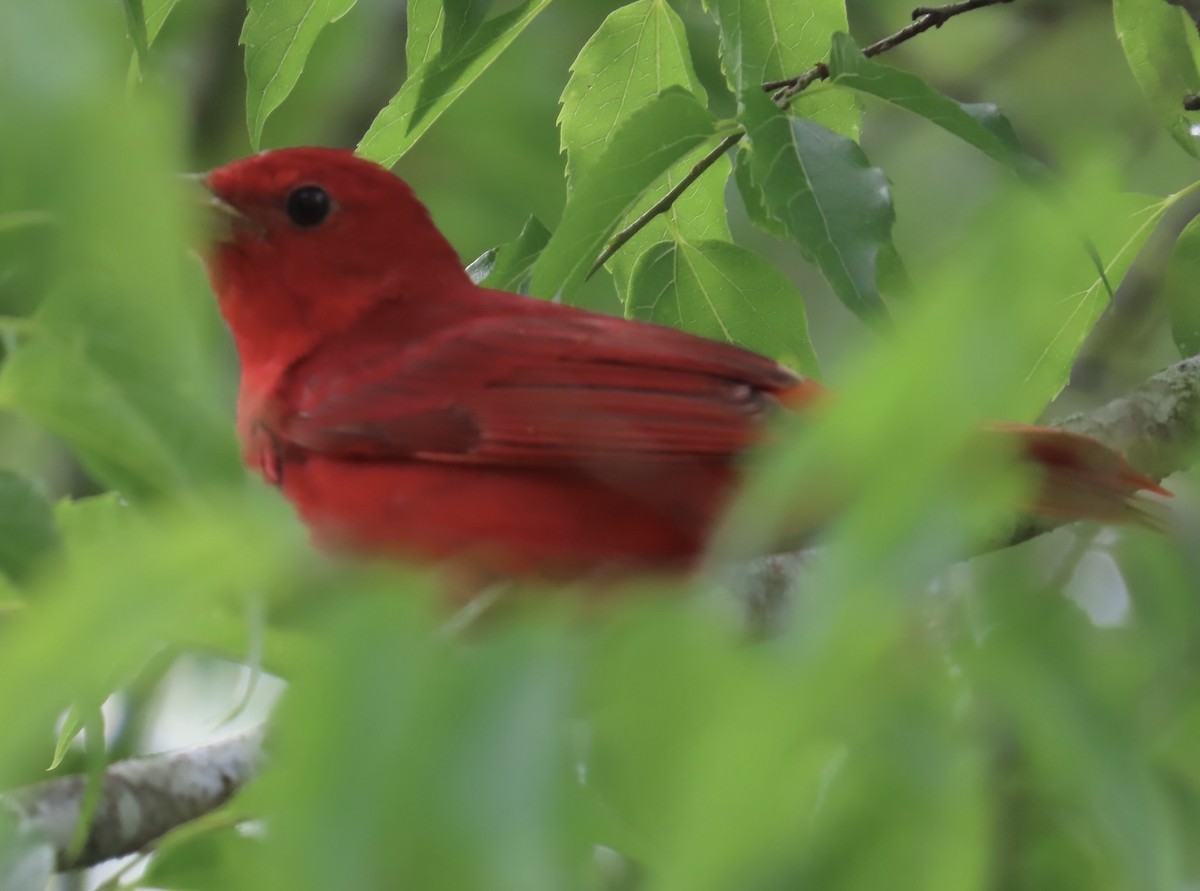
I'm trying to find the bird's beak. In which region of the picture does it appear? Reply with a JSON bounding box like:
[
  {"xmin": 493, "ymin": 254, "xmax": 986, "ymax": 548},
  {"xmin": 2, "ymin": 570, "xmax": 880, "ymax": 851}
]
[{"xmin": 181, "ymin": 171, "xmax": 245, "ymax": 243}]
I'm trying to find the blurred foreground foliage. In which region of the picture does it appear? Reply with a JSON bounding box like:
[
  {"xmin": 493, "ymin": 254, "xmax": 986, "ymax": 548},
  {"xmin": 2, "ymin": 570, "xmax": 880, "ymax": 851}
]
[{"xmin": 3, "ymin": 0, "xmax": 1200, "ymax": 888}]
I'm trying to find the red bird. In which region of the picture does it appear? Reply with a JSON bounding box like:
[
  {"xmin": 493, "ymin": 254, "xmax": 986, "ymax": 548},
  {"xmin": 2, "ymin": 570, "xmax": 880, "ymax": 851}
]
[{"xmin": 201, "ymin": 147, "xmax": 1166, "ymax": 578}]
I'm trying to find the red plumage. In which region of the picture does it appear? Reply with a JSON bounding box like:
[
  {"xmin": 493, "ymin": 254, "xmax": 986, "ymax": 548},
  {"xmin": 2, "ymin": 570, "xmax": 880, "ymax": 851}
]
[{"xmin": 202, "ymin": 147, "xmax": 1166, "ymax": 577}]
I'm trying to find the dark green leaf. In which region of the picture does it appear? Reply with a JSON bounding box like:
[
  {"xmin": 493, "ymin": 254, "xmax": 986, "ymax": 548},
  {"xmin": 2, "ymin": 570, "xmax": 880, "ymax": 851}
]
[
  {"xmin": 531, "ymin": 88, "xmax": 719, "ymax": 300},
  {"xmin": 358, "ymin": 0, "xmax": 554, "ymax": 167},
  {"xmin": 242, "ymin": 0, "xmax": 359, "ymax": 149},
  {"xmin": 628, "ymin": 239, "xmax": 819, "ymax": 376},
  {"xmin": 1115, "ymin": 0, "xmax": 1200, "ymax": 158},
  {"xmin": 827, "ymin": 33, "xmax": 1034, "ymax": 176},
  {"xmin": 738, "ymin": 90, "xmax": 895, "ymax": 325},
  {"xmin": 0, "ymin": 471, "xmax": 58, "ymax": 586},
  {"xmin": 466, "ymin": 216, "xmax": 551, "ymax": 292}
]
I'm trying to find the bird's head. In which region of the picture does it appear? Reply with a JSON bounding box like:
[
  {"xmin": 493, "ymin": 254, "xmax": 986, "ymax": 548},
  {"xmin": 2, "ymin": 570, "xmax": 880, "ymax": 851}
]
[{"xmin": 200, "ymin": 147, "xmax": 468, "ymax": 374}]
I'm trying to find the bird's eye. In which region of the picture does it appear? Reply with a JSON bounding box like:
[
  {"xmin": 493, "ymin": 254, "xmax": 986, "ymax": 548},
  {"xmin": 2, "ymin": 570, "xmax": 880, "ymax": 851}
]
[{"xmin": 285, "ymin": 185, "xmax": 331, "ymax": 228}]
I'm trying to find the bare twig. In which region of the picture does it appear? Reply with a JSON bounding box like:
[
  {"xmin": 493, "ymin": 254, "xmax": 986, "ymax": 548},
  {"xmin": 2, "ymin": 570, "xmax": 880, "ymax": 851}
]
[
  {"xmin": 1, "ymin": 729, "xmax": 264, "ymax": 873},
  {"xmin": 589, "ymin": 0, "xmax": 1018, "ymax": 277}
]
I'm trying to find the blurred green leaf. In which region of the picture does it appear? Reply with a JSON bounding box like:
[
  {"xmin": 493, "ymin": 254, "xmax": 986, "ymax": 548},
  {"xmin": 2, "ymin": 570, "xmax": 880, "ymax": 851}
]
[
  {"xmin": 144, "ymin": 821, "xmax": 258, "ymax": 890},
  {"xmin": 357, "ymin": 0, "xmax": 554, "ymax": 168},
  {"xmin": 242, "ymin": 0, "xmax": 358, "ymax": 149},
  {"xmin": 703, "ymin": 0, "xmax": 858, "ymax": 137},
  {"xmin": 120, "ymin": 0, "xmax": 149, "ymax": 68},
  {"xmin": 254, "ymin": 596, "xmax": 586, "ymax": 891},
  {"xmin": 466, "ymin": 215, "xmax": 550, "ymax": 292},
  {"xmin": 1115, "ymin": 0, "xmax": 1200, "ymax": 158},
  {"xmin": 48, "ymin": 705, "xmax": 82, "ymax": 771},
  {"xmin": 1167, "ymin": 213, "xmax": 1200, "ymax": 355},
  {"xmin": 627, "ymin": 238, "xmax": 819, "ymax": 375},
  {"xmin": 738, "ymin": 90, "xmax": 895, "ymax": 326},
  {"xmin": 0, "ymin": 471, "xmax": 58, "ymax": 586},
  {"xmin": 827, "ymin": 33, "xmax": 1034, "ymax": 176},
  {"xmin": 144, "ymin": 0, "xmax": 184, "ymax": 44},
  {"xmin": 531, "ymin": 88, "xmax": 720, "ymax": 300}
]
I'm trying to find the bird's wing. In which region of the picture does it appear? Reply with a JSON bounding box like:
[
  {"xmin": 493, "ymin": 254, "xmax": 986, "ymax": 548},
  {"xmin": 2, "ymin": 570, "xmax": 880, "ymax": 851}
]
[{"xmin": 263, "ymin": 304, "xmax": 817, "ymax": 467}]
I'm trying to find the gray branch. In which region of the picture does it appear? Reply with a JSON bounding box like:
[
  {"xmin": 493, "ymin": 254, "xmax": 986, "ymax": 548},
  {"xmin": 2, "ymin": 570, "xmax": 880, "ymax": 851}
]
[{"xmin": 1, "ymin": 728, "xmax": 264, "ymax": 876}]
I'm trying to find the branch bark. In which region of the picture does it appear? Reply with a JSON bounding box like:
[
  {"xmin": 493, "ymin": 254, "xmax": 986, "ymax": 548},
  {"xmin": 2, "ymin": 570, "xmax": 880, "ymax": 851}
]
[{"xmin": 1, "ymin": 729, "xmax": 264, "ymax": 874}]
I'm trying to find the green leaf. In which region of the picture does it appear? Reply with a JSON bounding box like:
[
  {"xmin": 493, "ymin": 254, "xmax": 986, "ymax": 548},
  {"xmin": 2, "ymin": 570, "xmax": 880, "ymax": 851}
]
[
  {"xmin": 703, "ymin": 0, "xmax": 858, "ymax": 137},
  {"xmin": 48, "ymin": 705, "xmax": 82, "ymax": 772},
  {"xmin": 0, "ymin": 471, "xmax": 58, "ymax": 586},
  {"xmin": 531, "ymin": 89, "xmax": 719, "ymax": 300},
  {"xmin": 407, "ymin": 0, "xmax": 492, "ymax": 71},
  {"xmin": 1115, "ymin": 0, "xmax": 1200, "ymax": 158},
  {"xmin": 627, "ymin": 239, "xmax": 819, "ymax": 376},
  {"xmin": 1167, "ymin": 214, "xmax": 1200, "ymax": 355},
  {"xmin": 357, "ymin": 0, "xmax": 554, "ymax": 167},
  {"xmin": 242, "ymin": 0, "xmax": 359, "ymax": 149},
  {"xmin": 119, "ymin": 0, "xmax": 149, "ymax": 68},
  {"xmin": 827, "ymin": 33, "xmax": 1035, "ymax": 176},
  {"xmin": 144, "ymin": 0, "xmax": 184, "ymax": 44},
  {"xmin": 143, "ymin": 821, "xmax": 258, "ymax": 890},
  {"xmin": 560, "ymin": 0, "xmax": 706, "ymax": 182},
  {"xmin": 466, "ymin": 216, "xmax": 551, "ymax": 292},
  {"xmin": 738, "ymin": 90, "xmax": 895, "ymax": 325}
]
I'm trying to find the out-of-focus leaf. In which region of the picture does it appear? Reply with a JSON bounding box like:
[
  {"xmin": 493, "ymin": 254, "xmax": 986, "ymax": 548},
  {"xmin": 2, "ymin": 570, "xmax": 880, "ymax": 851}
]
[
  {"xmin": 120, "ymin": 0, "xmax": 149, "ymax": 67},
  {"xmin": 738, "ymin": 90, "xmax": 895, "ymax": 326},
  {"xmin": 48, "ymin": 706, "xmax": 83, "ymax": 771},
  {"xmin": 1115, "ymin": 0, "xmax": 1200, "ymax": 158},
  {"xmin": 242, "ymin": 0, "xmax": 359, "ymax": 149},
  {"xmin": 827, "ymin": 33, "xmax": 1035, "ymax": 176},
  {"xmin": 531, "ymin": 88, "xmax": 720, "ymax": 300},
  {"xmin": 703, "ymin": 0, "xmax": 858, "ymax": 137},
  {"xmin": 144, "ymin": 0, "xmax": 183, "ymax": 43},
  {"xmin": 466, "ymin": 215, "xmax": 550, "ymax": 292},
  {"xmin": 143, "ymin": 821, "xmax": 258, "ymax": 890},
  {"xmin": 357, "ymin": 0, "xmax": 554, "ymax": 167},
  {"xmin": 628, "ymin": 239, "xmax": 819, "ymax": 376},
  {"xmin": 0, "ymin": 471, "xmax": 58, "ymax": 586},
  {"xmin": 254, "ymin": 596, "xmax": 586, "ymax": 891},
  {"xmin": 1167, "ymin": 213, "xmax": 1200, "ymax": 355}
]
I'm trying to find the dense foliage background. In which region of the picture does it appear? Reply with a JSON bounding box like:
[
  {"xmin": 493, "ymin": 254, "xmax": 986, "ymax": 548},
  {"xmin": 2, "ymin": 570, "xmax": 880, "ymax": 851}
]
[{"xmin": 4, "ymin": 0, "xmax": 1200, "ymax": 888}]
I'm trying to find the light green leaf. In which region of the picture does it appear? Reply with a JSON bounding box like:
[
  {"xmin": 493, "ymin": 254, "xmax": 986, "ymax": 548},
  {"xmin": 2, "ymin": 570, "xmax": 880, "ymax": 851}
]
[
  {"xmin": 242, "ymin": 0, "xmax": 358, "ymax": 149},
  {"xmin": 531, "ymin": 88, "xmax": 719, "ymax": 301},
  {"xmin": 48, "ymin": 706, "xmax": 83, "ymax": 772},
  {"xmin": 628, "ymin": 239, "xmax": 819, "ymax": 376},
  {"xmin": 358, "ymin": 0, "xmax": 554, "ymax": 167},
  {"xmin": 1114, "ymin": 0, "xmax": 1200, "ymax": 158},
  {"xmin": 144, "ymin": 0, "xmax": 184, "ymax": 44},
  {"xmin": 467, "ymin": 216, "xmax": 551, "ymax": 292},
  {"xmin": 0, "ymin": 471, "xmax": 58, "ymax": 586},
  {"xmin": 738, "ymin": 90, "xmax": 895, "ymax": 325},
  {"xmin": 560, "ymin": 0, "xmax": 706, "ymax": 182},
  {"xmin": 703, "ymin": 0, "xmax": 857, "ymax": 137},
  {"xmin": 827, "ymin": 33, "xmax": 1035, "ymax": 176}
]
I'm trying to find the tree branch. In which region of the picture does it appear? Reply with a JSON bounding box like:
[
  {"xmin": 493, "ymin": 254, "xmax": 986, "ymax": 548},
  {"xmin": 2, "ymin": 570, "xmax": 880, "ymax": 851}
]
[
  {"xmin": 2, "ymin": 729, "xmax": 264, "ymax": 873},
  {"xmin": 589, "ymin": 0, "xmax": 1018, "ymax": 277}
]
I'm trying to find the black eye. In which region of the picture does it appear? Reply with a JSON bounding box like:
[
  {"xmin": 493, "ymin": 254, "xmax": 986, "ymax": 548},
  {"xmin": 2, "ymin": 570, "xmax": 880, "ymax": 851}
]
[{"xmin": 285, "ymin": 185, "xmax": 331, "ymax": 227}]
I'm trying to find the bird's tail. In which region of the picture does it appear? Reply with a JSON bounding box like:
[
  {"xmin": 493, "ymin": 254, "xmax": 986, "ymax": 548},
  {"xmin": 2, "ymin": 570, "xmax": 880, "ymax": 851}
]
[{"xmin": 988, "ymin": 423, "xmax": 1171, "ymax": 528}]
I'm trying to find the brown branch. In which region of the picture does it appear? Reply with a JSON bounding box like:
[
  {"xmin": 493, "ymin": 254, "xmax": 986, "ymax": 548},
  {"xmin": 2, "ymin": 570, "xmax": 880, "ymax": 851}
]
[{"xmin": 589, "ymin": 0, "xmax": 1018, "ymax": 278}]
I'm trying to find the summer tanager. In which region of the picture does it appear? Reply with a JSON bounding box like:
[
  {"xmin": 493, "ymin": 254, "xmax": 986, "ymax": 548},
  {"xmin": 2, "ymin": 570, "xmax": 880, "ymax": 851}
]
[{"xmin": 200, "ymin": 147, "xmax": 1167, "ymax": 577}]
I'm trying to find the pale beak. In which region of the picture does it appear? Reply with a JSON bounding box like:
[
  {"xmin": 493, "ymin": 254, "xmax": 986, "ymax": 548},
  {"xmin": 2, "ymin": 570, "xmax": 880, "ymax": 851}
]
[{"xmin": 181, "ymin": 171, "xmax": 245, "ymax": 243}]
